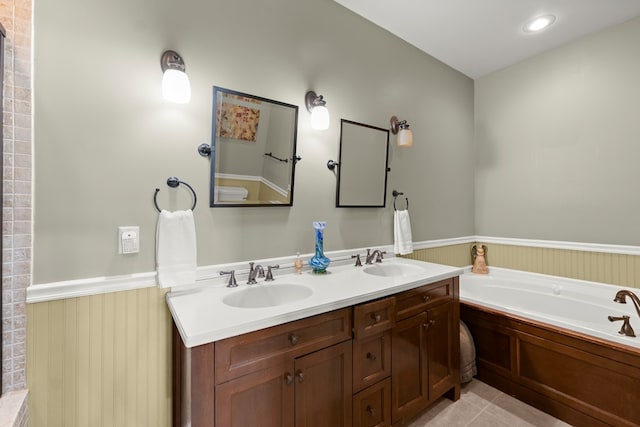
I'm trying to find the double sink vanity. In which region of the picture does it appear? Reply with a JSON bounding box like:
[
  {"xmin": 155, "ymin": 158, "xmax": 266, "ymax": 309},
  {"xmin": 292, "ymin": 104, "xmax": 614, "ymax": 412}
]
[{"xmin": 168, "ymin": 256, "xmax": 463, "ymax": 427}]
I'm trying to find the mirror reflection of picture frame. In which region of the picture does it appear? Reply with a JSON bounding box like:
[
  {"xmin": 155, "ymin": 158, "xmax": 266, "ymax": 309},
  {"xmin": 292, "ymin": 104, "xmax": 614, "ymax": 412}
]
[
  {"xmin": 335, "ymin": 119, "xmax": 390, "ymax": 207},
  {"xmin": 210, "ymin": 86, "xmax": 299, "ymax": 207}
]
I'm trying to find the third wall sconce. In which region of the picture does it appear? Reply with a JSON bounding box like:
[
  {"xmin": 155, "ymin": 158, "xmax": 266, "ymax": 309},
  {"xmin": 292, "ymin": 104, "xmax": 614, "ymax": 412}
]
[{"xmin": 305, "ymin": 91, "xmax": 330, "ymax": 130}]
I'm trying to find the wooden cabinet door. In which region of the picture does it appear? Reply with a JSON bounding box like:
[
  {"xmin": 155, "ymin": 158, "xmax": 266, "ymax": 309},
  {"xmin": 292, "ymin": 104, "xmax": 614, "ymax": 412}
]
[
  {"xmin": 216, "ymin": 361, "xmax": 295, "ymax": 427},
  {"xmin": 391, "ymin": 312, "xmax": 429, "ymax": 424},
  {"xmin": 426, "ymin": 301, "xmax": 458, "ymax": 400},
  {"xmin": 294, "ymin": 340, "xmax": 353, "ymax": 427}
]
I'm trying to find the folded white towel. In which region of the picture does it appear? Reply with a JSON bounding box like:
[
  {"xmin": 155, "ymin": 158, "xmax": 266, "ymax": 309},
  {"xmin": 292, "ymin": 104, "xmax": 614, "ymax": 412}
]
[
  {"xmin": 156, "ymin": 209, "xmax": 197, "ymax": 288},
  {"xmin": 394, "ymin": 209, "xmax": 414, "ymax": 255}
]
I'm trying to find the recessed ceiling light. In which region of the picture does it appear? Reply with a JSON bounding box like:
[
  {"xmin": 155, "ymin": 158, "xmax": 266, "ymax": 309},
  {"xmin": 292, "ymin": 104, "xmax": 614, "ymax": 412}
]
[{"xmin": 523, "ymin": 15, "xmax": 556, "ymax": 33}]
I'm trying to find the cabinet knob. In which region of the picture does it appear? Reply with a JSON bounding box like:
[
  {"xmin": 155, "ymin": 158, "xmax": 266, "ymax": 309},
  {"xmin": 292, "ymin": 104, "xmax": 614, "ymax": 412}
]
[
  {"xmin": 371, "ymin": 313, "xmax": 382, "ymax": 323},
  {"xmin": 366, "ymin": 405, "xmax": 376, "ymax": 416},
  {"xmin": 296, "ymin": 370, "xmax": 306, "ymax": 383},
  {"xmin": 366, "ymin": 352, "xmax": 377, "ymax": 361},
  {"xmin": 422, "ymin": 295, "xmax": 430, "ymax": 303},
  {"xmin": 289, "ymin": 333, "xmax": 299, "ymax": 345},
  {"xmin": 423, "ymin": 320, "xmax": 436, "ymax": 329},
  {"xmin": 284, "ymin": 372, "xmax": 294, "ymax": 385}
]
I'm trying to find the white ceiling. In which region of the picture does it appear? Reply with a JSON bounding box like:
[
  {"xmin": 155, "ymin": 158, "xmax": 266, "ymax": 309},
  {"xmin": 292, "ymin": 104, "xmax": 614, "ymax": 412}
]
[{"xmin": 333, "ymin": 0, "xmax": 640, "ymax": 79}]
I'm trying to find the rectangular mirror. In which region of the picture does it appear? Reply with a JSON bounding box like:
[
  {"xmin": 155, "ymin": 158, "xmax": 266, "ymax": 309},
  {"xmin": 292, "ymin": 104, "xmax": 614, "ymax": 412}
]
[
  {"xmin": 210, "ymin": 86, "xmax": 299, "ymax": 207},
  {"xmin": 335, "ymin": 119, "xmax": 390, "ymax": 207}
]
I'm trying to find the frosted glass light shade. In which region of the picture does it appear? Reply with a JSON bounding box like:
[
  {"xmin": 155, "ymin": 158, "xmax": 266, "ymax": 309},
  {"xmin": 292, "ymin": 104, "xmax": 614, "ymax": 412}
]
[
  {"xmin": 523, "ymin": 15, "xmax": 556, "ymax": 33},
  {"xmin": 310, "ymin": 105, "xmax": 330, "ymax": 130},
  {"xmin": 162, "ymin": 69, "xmax": 191, "ymax": 104},
  {"xmin": 397, "ymin": 128, "xmax": 413, "ymax": 147}
]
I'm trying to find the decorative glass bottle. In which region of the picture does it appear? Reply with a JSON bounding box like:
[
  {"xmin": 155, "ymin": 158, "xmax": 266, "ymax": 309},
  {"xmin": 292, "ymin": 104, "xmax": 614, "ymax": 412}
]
[{"xmin": 309, "ymin": 221, "xmax": 330, "ymax": 273}]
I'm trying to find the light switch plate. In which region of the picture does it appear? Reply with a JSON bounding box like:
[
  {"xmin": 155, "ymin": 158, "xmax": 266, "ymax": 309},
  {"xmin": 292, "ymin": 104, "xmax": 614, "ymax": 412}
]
[{"xmin": 118, "ymin": 226, "xmax": 139, "ymax": 254}]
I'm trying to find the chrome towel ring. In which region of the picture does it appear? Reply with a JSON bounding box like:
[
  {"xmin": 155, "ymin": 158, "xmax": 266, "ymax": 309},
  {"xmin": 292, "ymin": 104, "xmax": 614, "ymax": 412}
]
[
  {"xmin": 154, "ymin": 177, "xmax": 197, "ymax": 212},
  {"xmin": 392, "ymin": 190, "xmax": 409, "ymax": 211}
]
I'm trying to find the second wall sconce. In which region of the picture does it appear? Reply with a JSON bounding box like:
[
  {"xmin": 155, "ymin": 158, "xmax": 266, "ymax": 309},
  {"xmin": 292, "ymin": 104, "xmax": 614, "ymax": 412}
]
[
  {"xmin": 305, "ymin": 91, "xmax": 330, "ymax": 130},
  {"xmin": 161, "ymin": 50, "xmax": 191, "ymax": 104},
  {"xmin": 390, "ymin": 115, "xmax": 413, "ymax": 147}
]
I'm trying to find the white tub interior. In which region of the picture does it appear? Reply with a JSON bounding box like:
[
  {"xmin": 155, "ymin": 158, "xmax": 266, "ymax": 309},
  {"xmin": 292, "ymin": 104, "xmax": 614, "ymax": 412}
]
[{"xmin": 460, "ymin": 267, "xmax": 640, "ymax": 349}]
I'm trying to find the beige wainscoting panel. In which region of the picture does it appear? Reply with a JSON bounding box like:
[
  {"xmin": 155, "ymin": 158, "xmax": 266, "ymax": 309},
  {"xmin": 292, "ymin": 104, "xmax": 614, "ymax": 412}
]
[
  {"xmin": 477, "ymin": 243, "xmax": 640, "ymax": 288},
  {"xmin": 403, "ymin": 243, "xmax": 473, "ymax": 267},
  {"xmin": 27, "ymin": 287, "xmax": 172, "ymax": 427},
  {"xmin": 407, "ymin": 242, "xmax": 640, "ymax": 289}
]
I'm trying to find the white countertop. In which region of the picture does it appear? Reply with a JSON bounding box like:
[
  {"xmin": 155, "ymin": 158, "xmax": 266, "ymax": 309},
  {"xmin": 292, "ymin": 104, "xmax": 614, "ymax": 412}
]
[{"xmin": 167, "ymin": 257, "xmax": 462, "ymax": 348}]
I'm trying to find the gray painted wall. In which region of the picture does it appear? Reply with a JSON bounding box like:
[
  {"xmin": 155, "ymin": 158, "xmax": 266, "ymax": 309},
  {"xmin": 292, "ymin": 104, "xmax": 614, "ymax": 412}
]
[
  {"xmin": 33, "ymin": 0, "xmax": 475, "ymax": 283},
  {"xmin": 475, "ymin": 16, "xmax": 640, "ymax": 245}
]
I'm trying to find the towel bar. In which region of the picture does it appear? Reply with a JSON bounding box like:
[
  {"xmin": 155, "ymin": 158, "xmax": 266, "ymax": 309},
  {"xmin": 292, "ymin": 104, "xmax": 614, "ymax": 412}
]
[{"xmin": 154, "ymin": 177, "xmax": 197, "ymax": 212}]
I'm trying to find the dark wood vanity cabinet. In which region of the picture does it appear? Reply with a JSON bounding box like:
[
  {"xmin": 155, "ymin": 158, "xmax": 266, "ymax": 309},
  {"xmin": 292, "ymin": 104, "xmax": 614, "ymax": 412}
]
[
  {"xmin": 173, "ymin": 276, "xmax": 460, "ymax": 427},
  {"xmin": 391, "ymin": 278, "xmax": 460, "ymax": 426},
  {"xmin": 352, "ymin": 297, "xmax": 395, "ymax": 427},
  {"xmin": 214, "ymin": 308, "xmax": 353, "ymax": 427}
]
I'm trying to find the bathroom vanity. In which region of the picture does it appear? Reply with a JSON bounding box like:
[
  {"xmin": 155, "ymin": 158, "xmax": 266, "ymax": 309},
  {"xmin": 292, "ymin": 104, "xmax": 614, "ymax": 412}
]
[{"xmin": 168, "ymin": 258, "xmax": 462, "ymax": 427}]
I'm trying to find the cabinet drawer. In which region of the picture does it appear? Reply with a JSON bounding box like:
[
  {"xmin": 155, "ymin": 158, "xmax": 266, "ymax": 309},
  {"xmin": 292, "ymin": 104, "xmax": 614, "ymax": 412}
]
[
  {"xmin": 395, "ymin": 278, "xmax": 453, "ymax": 321},
  {"xmin": 353, "ymin": 378, "xmax": 392, "ymax": 427},
  {"xmin": 353, "ymin": 331, "xmax": 391, "ymax": 393},
  {"xmin": 354, "ymin": 297, "xmax": 395, "ymax": 339},
  {"xmin": 215, "ymin": 307, "xmax": 352, "ymax": 384}
]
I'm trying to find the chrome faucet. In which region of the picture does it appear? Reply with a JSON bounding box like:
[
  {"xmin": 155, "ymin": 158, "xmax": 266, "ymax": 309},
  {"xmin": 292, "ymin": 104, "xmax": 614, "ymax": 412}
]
[
  {"xmin": 351, "ymin": 254, "xmax": 363, "ymax": 267},
  {"xmin": 219, "ymin": 270, "xmax": 238, "ymax": 288},
  {"xmin": 613, "ymin": 290, "xmax": 640, "ymax": 319},
  {"xmin": 247, "ymin": 262, "xmax": 265, "ymax": 284},
  {"xmin": 265, "ymin": 265, "xmax": 279, "ymax": 281},
  {"xmin": 365, "ymin": 249, "xmax": 386, "ymax": 264}
]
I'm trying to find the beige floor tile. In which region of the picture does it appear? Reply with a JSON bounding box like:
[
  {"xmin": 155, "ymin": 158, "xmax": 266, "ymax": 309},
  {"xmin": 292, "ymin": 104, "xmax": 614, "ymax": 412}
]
[
  {"xmin": 404, "ymin": 380, "xmax": 573, "ymax": 427},
  {"xmin": 406, "ymin": 398, "xmax": 483, "ymax": 427},
  {"xmin": 459, "ymin": 380, "xmax": 501, "ymax": 410},
  {"xmin": 467, "ymin": 410, "xmax": 513, "ymax": 427},
  {"xmin": 484, "ymin": 393, "xmax": 563, "ymax": 427}
]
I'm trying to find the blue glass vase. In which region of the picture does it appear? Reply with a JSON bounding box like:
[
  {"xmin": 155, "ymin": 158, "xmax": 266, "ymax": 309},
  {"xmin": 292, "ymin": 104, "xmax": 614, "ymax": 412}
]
[{"xmin": 309, "ymin": 221, "xmax": 330, "ymax": 273}]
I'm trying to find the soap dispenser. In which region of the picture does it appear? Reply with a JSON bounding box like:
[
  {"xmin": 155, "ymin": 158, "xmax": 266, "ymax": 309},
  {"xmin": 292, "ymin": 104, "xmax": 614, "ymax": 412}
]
[{"xmin": 294, "ymin": 252, "xmax": 303, "ymax": 274}]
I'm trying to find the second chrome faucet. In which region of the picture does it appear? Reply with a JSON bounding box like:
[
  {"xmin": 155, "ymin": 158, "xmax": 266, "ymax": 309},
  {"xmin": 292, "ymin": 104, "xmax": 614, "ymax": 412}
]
[{"xmin": 247, "ymin": 261, "xmax": 279, "ymax": 284}]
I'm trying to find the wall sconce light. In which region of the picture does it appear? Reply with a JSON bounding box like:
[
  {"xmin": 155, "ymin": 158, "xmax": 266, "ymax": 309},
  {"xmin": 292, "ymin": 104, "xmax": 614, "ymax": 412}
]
[
  {"xmin": 305, "ymin": 91, "xmax": 330, "ymax": 130},
  {"xmin": 390, "ymin": 115, "xmax": 413, "ymax": 147},
  {"xmin": 161, "ymin": 50, "xmax": 191, "ymax": 104}
]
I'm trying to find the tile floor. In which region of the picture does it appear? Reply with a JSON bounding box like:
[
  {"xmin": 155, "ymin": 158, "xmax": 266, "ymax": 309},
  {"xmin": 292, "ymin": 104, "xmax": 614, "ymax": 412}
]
[{"xmin": 407, "ymin": 379, "xmax": 572, "ymax": 427}]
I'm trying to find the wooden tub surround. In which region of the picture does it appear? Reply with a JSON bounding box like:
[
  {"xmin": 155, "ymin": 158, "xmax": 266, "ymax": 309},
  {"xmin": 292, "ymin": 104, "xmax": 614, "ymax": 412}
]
[
  {"xmin": 173, "ymin": 277, "xmax": 461, "ymax": 427},
  {"xmin": 461, "ymin": 302, "xmax": 640, "ymax": 427}
]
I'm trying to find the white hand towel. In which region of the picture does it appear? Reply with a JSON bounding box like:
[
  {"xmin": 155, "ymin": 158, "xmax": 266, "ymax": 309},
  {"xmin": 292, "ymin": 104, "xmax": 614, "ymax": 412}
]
[
  {"xmin": 394, "ymin": 209, "xmax": 414, "ymax": 255},
  {"xmin": 156, "ymin": 209, "xmax": 197, "ymax": 288}
]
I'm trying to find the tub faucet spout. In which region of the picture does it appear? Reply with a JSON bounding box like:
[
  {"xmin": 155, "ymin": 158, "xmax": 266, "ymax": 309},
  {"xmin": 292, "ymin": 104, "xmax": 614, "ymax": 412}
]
[{"xmin": 613, "ymin": 290, "xmax": 640, "ymax": 319}]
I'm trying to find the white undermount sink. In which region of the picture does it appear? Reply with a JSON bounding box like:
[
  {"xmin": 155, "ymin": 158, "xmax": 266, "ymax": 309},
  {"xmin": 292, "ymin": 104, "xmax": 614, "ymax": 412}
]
[
  {"xmin": 363, "ymin": 261, "xmax": 424, "ymax": 277},
  {"xmin": 222, "ymin": 284, "xmax": 313, "ymax": 308}
]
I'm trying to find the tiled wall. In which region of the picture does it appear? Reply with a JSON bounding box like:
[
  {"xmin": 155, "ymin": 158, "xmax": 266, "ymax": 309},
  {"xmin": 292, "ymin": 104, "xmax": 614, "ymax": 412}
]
[{"xmin": 0, "ymin": 0, "xmax": 32, "ymax": 395}]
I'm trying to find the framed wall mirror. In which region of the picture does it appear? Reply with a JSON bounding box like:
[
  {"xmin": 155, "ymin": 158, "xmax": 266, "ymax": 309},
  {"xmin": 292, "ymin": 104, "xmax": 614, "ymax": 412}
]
[
  {"xmin": 209, "ymin": 86, "xmax": 299, "ymax": 207},
  {"xmin": 334, "ymin": 119, "xmax": 390, "ymax": 207}
]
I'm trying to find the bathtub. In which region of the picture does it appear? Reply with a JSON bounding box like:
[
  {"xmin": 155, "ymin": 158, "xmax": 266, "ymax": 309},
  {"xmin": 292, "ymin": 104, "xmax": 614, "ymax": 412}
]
[
  {"xmin": 460, "ymin": 268, "xmax": 640, "ymax": 349},
  {"xmin": 459, "ymin": 267, "xmax": 640, "ymax": 427}
]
